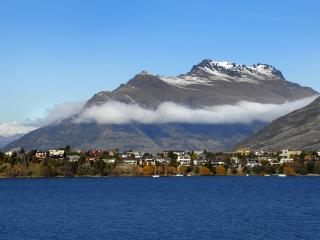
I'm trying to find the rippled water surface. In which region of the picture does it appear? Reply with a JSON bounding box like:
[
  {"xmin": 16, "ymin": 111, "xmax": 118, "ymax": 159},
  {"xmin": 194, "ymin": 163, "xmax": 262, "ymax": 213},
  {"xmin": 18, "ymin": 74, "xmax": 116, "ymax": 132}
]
[{"xmin": 0, "ymin": 177, "xmax": 320, "ymax": 240}]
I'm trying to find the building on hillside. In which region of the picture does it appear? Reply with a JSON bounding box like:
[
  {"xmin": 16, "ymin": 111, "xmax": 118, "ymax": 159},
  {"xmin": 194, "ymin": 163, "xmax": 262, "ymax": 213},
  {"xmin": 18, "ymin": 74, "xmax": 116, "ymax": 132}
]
[
  {"xmin": 107, "ymin": 149, "xmax": 118, "ymax": 156},
  {"xmin": 49, "ymin": 150, "xmax": 65, "ymax": 158},
  {"xmin": 195, "ymin": 153, "xmax": 208, "ymax": 166},
  {"xmin": 123, "ymin": 159, "xmax": 137, "ymax": 165},
  {"xmin": 5, "ymin": 151, "xmax": 13, "ymax": 157},
  {"xmin": 255, "ymin": 151, "xmax": 265, "ymax": 156},
  {"xmin": 102, "ymin": 158, "xmax": 116, "ymax": 164},
  {"xmin": 173, "ymin": 151, "xmax": 187, "ymax": 156},
  {"xmin": 177, "ymin": 154, "xmax": 191, "ymax": 166},
  {"xmin": 132, "ymin": 152, "xmax": 143, "ymax": 159},
  {"xmin": 289, "ymin": 150, "xmax": 302, "ymax": 156},
  {"xmin": 86, "ymin": 157, "xmax": 97, "ymax": 162},
  {"xmin": 236, "ymin": 148, "xmax": 252, "ymax": 156},
  {"xmin": 120, "ymin": 151, "xmax": 143, "ymax": 159},
  {"xmin": 89, "ymin": 150, "xmax": 103, "ymax": 157},
  {"xmin": 68, "ymin": 155, "xmax": 80, "ymax": 162},
  {"xmin": 144, "ymin": 158, "xmax": 155, "ymax": 165},
  {"xmin": 163, "ymin": 150, "xmax": 186, "ymax": 158},
  {"xmin": 212, "ymin": 160, "xmax": 225, "ymax": 166},
  {"xmin": 155, "ymin": 157, "xmax": 168, "ymax": 164},
  {"xmin": 211, "ymin": 154, "xmax": 229, "ymax": 166},
  {"xmin": 35, "ymin": 151, "xmax": 47, "ymax": 159},
  {"xmin": 257, "ymin": 155, "xmax": 279, "ymax": 165},
  {"xmin": 279, "ymin": 150, "xmax": 302, "ymax": 164},
  {"xmin": 231, "ymin": 156, "xmax": 240, "ymax": 165},
  {"xmin": 246, "ymin": 160, "xmax": 261, "ymax": 168},
  {"xmin": 5, "ymin": 148, "xmax": 21, "ymax": 157}
]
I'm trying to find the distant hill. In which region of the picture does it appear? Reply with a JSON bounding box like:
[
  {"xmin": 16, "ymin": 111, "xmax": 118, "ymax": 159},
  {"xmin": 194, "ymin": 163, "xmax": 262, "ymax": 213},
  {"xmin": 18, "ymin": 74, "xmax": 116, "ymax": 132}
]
[
  {"xmin": 237, "ymin": 97, "xmax": 320, "ymax": 150},
  {"xmin": 6, "ymin": 59, "xmax": 318, "ymax": 151},
  {"xmin": 0, "ymin": 123, "xmax": 36, "ymax": 149}
]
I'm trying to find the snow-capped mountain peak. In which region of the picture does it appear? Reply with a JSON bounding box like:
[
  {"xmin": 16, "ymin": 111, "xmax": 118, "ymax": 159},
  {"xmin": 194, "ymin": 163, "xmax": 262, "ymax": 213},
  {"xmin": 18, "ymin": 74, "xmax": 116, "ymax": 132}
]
[
  {"xmin": 189, "ymin": 59, "xmax": 284, "ymax": 81},
  {"xmin": 159, "ymin": 59, "xmax": 285, "ymax": 87}
]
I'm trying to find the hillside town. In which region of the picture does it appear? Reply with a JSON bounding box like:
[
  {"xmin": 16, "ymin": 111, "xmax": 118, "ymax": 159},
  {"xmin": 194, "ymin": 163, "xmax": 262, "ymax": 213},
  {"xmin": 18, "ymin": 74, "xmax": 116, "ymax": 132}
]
[{"xmin": 1, "ymin": 146, "xmax": 320, "ymax": 178}]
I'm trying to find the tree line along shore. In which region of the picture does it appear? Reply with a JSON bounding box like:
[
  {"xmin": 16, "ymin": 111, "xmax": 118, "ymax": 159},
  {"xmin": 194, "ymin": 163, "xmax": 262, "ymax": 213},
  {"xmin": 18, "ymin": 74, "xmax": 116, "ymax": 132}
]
[{"xmin": 1, "ymin": 146, "xmax": 320, "ymax": 178}]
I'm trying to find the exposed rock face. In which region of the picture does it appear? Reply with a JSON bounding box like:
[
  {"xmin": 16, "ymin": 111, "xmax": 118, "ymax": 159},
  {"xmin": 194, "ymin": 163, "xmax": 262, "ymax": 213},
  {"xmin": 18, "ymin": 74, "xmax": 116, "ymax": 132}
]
[
  {"xmin": 237, "ymin": 97, "xmax": 320, "ymax": 150},
  {"xmin": 6, "ymin": 59, "xmax": 318, "ymax": 151},
  {"xmin": 87, "ymin": 59, "xmax": 316, "ymax": 108}
]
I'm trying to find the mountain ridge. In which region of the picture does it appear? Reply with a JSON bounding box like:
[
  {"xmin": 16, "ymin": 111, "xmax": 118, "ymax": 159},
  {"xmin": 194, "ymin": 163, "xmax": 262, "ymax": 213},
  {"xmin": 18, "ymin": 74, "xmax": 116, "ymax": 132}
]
[
  {"xmin": 6, "ymin": 59, "xmax": 318, "ymax": 151},
  {"xmin": 86, "ymin": 59, "xmax": 316, "ymax": 109},
  {"xmin": 237, "ymin": 96, "xmax": 320, "ymax": 150}
]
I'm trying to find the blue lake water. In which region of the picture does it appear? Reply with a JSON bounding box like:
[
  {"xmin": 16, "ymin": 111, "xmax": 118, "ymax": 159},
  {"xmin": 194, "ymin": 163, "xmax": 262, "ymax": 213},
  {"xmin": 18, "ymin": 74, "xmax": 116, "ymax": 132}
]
[{"xmin": 0, "ymin": 177, "xmax": 320, "ymax": 240}]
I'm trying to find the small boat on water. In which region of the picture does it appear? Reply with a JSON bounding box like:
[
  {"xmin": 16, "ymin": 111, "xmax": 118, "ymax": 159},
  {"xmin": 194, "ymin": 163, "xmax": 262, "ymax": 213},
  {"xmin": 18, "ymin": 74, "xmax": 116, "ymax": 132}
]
[
  {"xmin": 278, "ymin": 174, "xmax": 287, "ymax": 177},
  {"xmin": 175, "ymin": 174, "xmax": 184, "ymax": 177},
  {"xmin": 264, "ymin": 174, "xmax": 271, "ymax": 177},
  {"xmin": 152, "ymin": 163, "xmax": 160, "ymax": 178}
]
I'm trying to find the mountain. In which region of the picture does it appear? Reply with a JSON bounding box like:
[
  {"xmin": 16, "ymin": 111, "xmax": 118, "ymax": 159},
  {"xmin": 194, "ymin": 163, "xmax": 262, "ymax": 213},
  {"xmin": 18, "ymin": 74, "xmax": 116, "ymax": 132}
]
[
  {"xmin": 87, "ymin": 59, "xmax": 315, "ymax": 108},
  {"xmin": 0, "ymin": 123, "xmax": 36, "ymax": 149},
  {"xmin": 6, "ymin": 59, "xmax": 318, "ymax": 152},
  {"xmin": 5, "ymin": 121, "xmax": 267, "ymax": 152},
  {"xmin": 237, "ymin": 97, "xmax": 320, "ymax": 151}
]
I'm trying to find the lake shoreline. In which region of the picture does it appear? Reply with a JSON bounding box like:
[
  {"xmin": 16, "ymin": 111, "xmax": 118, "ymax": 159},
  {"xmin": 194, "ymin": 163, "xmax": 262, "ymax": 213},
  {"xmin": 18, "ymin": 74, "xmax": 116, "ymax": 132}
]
[{"xmin": 1, "ymin": 174, "xmax": 320, "ymax": 179}]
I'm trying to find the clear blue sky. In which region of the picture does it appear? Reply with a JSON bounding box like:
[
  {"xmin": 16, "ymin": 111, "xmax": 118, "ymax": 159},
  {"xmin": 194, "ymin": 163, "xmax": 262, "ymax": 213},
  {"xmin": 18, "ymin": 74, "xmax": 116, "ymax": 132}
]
[{"xmin": 0, "ymin": 0, "xmax": 319, "ymax": 122}]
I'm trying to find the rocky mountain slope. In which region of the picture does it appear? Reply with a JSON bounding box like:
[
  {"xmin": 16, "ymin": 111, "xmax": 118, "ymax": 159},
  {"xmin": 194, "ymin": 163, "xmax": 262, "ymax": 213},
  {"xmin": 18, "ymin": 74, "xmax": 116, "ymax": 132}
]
[
  {"xmin": 87, "ymin": 59, "xmax": 315, "ymax": 108},
  {"xmin": 6, "ymin": 121, "xmax": 266, "ymax": 152},
  {"xmin": 6, "ymin": 59, "xmax": 318, "ymax": 151},
  {"xmin": 237, "ymin": 97, "xmax": 320, "ymax": 150}
]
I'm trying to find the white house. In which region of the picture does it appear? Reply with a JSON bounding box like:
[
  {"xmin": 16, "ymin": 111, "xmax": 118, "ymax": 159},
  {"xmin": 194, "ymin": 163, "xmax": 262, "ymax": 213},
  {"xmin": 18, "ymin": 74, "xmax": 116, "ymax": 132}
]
[
  {"xmin": 177, "ymin": 154, "xmax": 191, "ymax": 166},
  {"xmin": 279, "ymin": 150, "xmax": 293, "ymax": 164},
  {"xmin": 132, "ymin": 152, "xmax": 143, "ymax": 159},
  {"xmin": 102, "ymin": 158, "xmax": 116, "ymax": 164},
  {"xmin": 231, "ymin": 156, "xmax": 240, "ymax": 164},
  {"xmin": 195, "ymin": 153, "xmax": 208, "ymax": 166},
  {"xmin": 5, "ymin": 151, "xmax": 13, "ymax": 157},
  {"xmin": 4, "ymin": 148, "xmax": 21, "ymax": 157},
  {"xmin": 123, "ymin": 159, "xmax": 137, "ymax": 165},
  {"xmin": 49, "ymin": 149, "xmax": 65, "ymax": 158},
  {"xmin": 279, "ymin": 150, "xmax": 301, "ymax": 164},
  {"xmin": 246, "ymin": 161, "xmax": 261, "ymax": 168},
  {"xmin": 35, "ymin": 151, "xmax": 47, "ymax": 159},
  {"xmin": 255, "ymin": 151, "xmax": 265, "ymax": 156}
]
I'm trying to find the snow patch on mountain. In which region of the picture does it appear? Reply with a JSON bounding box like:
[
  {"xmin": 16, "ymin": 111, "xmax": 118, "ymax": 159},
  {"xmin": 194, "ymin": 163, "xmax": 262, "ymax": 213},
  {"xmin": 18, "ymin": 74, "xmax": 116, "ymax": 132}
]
[{"xmin": 159, "ymin": 60, "xmax": 285, "ymax": 87}]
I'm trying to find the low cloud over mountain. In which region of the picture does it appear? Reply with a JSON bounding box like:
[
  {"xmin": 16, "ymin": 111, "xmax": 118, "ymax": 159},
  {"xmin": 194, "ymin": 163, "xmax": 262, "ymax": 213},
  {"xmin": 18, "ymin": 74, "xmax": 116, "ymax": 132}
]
[
  {"xmin": 39, "ymin": 96, "xmax": 317, "ymax": 126},
  {"xmin": 0, "ymin": 123, "xmax": 36, "ymax": 148}
]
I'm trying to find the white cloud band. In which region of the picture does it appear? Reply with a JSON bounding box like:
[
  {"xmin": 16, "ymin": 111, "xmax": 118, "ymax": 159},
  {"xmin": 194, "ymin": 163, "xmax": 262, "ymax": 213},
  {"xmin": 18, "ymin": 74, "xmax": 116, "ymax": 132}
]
[{"xmin": 69, "ymin": 96, "xmax": 318, "ymax": 125}]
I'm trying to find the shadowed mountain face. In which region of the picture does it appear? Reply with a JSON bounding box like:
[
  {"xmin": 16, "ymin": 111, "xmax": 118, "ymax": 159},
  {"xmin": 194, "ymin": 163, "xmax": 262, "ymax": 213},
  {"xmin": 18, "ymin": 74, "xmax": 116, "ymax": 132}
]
[
  {"xmin": 0, "ymin": 134, "xmax": 25, "ymax": 149},
  {"xmin": 237, "ymin": 97, "xmax": 320, "ymax": 151},
  {"xmin": 6, "ymin": 122, "xmax": 267, "ymax": 152},
  {"xmin": 6, "ymin": 59, "xmax": 318, "ymax": 151}
]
